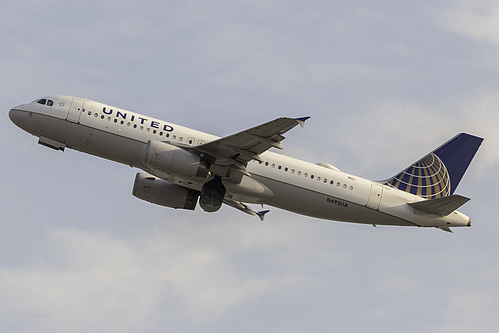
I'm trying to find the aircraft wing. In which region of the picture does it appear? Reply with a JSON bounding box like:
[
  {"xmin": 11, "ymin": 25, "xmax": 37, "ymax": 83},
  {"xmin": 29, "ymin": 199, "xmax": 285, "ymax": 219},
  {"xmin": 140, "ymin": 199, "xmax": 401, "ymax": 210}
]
[{"xmin": 195, "ymin": 117, "xmax": 310, "ymax": 167}]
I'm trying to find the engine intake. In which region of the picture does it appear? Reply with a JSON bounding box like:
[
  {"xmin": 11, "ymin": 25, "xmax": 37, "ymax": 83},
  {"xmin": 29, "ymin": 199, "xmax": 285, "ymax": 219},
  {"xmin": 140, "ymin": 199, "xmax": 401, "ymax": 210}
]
[
  {"xmin": 140, "ymin": 140, "xmax": 208, "ymax": 178},
  {"xmin": 132, "ymin": 173, "xmax": 198, "ymax": 210}
]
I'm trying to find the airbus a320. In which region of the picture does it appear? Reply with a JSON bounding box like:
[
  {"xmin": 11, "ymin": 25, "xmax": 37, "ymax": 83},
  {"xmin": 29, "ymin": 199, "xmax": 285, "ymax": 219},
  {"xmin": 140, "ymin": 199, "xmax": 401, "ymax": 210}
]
[{"xmin": 9, "ymin": 96, "xmax": 483, "ymax": 232}]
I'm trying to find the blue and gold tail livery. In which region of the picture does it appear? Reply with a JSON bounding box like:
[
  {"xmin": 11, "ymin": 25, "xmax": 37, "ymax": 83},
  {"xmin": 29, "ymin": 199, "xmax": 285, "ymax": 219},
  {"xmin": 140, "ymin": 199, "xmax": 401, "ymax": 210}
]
[{"xmin": 384, "ymin": 133, "xmax": 483, "ymax": 199}]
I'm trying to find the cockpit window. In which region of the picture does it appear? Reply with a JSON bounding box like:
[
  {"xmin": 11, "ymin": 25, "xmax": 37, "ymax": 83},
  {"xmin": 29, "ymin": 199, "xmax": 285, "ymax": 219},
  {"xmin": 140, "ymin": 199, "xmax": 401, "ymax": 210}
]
[{"xmin": 35, "ymin": 99, "xmax": 54, "ymax": 106}]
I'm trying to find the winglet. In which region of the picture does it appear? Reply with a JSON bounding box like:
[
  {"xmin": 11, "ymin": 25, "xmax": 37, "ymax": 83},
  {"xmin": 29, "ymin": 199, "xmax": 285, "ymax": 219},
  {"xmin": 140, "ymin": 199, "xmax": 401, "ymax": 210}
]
[
  {"xmin": 295, "ymin": 116, "xmax": 310, "ymax": 128},
  {"xmin": 257, "ymin": 210, "xmax": 270, "ymax": 221}
]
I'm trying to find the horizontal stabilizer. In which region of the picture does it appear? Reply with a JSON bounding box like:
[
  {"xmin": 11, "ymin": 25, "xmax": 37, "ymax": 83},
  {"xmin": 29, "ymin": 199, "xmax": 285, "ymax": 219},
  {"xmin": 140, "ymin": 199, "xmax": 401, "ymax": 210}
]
[{"xmin": 408, "ymin": 195, "xmax": 470, "ymax": 216}]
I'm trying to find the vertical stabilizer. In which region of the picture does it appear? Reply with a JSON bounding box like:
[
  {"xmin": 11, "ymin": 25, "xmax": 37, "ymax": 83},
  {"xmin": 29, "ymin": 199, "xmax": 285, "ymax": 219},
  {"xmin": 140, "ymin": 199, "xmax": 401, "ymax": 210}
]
[{"xmin": 384, "ymin": 133, "xmax": 483, "ymax": 198}]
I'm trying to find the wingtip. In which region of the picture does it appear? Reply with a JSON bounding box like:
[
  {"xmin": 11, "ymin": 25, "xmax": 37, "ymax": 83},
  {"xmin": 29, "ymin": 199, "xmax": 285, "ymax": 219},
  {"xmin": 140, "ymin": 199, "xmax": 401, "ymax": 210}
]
[
  {"xmin": 295, "ymin": 116, "xmax": 310, "ymax": 128},
  {"xmin": 257, "ymin": 210, "xmax": 270, "ymax": 221}
]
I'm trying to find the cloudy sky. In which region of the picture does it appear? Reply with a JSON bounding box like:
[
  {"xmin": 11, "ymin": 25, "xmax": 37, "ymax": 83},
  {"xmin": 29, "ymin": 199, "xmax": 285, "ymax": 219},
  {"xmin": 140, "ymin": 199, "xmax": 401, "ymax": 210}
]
[{"xmin": 1, "ymin": 0, "xmax": 498, "ymax": 332}]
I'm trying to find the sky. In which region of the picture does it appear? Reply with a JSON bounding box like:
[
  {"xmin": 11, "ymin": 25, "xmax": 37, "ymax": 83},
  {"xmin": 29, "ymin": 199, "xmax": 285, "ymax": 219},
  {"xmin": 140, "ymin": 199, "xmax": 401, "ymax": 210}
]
[{"xmin": 1, "ymin": 0, "xmax": 498, "ymax": 332}]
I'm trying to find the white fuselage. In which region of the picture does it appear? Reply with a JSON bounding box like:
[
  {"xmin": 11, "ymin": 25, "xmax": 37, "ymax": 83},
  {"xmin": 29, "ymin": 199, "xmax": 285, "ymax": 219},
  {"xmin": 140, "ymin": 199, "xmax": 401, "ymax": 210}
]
[{"xmin": 9, "ymin": 96, "xmax": 471, "ymax": 229}]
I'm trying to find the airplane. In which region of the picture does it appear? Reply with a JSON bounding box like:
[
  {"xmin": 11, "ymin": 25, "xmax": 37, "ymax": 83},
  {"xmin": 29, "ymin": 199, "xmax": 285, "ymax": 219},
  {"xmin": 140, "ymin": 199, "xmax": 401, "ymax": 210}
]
[{"xmin": 9, "ymin": 95, "xmax": 483, "ymax": 232}]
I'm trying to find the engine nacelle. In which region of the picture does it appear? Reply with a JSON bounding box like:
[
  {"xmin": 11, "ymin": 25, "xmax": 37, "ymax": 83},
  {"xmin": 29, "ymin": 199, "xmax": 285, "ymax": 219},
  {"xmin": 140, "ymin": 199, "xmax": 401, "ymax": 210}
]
[
  {"xmin": 139, "ymin": 140, "xmax": 208, "ymax": 178},
  {"xmin": 132, "ymin": 173, "xmax": 198, "ymax": 210}
]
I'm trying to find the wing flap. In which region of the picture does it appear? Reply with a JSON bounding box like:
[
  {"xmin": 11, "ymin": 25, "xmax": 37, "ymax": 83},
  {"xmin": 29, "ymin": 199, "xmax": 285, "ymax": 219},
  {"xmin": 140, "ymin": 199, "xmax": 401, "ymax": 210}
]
[
  {"xmin": 408, "ymin": 194, "xmax": 470, "ymax": 216},
  {"xmin": 196, "ymin": 117, "xmax": 309, "ymax": 164}
]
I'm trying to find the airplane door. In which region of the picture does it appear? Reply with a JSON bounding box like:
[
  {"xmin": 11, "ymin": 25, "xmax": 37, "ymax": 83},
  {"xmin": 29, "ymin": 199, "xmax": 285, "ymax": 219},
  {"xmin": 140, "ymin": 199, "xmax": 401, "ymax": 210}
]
[
  {"xmin": 366, "ymin": 183, "xmax": 383, "ymax": 210},
  {"xmin": 66, "ymin": 98, "xmax": 85, "ymax": 123}
]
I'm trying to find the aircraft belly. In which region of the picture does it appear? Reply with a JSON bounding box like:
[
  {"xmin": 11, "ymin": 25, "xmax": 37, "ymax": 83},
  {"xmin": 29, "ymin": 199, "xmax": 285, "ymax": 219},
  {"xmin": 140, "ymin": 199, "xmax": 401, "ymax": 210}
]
[{"xmin": 253, "ymin": 175, "xmax": 414, "ymax": 226}]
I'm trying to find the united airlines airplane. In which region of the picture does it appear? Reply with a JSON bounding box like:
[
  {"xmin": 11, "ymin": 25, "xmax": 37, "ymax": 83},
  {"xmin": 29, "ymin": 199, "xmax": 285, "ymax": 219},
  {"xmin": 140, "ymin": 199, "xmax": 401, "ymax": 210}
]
[{"xmin": 9, "ymin": 96, "xmax": 483, "ymax": 232}]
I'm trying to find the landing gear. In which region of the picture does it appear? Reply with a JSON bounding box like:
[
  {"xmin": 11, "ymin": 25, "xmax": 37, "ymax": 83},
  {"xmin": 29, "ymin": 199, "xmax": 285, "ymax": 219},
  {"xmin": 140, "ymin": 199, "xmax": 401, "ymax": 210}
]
[{"xmin": 199, "ymin": 176, "xmax": 226, "ymax": 212}]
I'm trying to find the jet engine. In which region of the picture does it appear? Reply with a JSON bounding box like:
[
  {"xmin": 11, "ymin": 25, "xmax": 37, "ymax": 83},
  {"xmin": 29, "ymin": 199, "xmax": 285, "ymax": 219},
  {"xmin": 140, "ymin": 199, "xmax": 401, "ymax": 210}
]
[
  {"xmin": 132, "ymin": 172, "xmax": 198, "ymax": 210},
  {"xmin": 139, "ymin": 140, "xmax": 208, "ymax": 178}
]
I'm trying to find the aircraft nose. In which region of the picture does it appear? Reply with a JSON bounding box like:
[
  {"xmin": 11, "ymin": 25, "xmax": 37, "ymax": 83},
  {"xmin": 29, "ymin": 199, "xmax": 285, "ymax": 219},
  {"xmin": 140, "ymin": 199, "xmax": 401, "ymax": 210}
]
[
  {"xmin": 9, "ymin": 107, "xmax": 23, "ymax": 127},
  {"xmin": 9, "ymin": 105, "xmax": 30, "ymax": 130}
]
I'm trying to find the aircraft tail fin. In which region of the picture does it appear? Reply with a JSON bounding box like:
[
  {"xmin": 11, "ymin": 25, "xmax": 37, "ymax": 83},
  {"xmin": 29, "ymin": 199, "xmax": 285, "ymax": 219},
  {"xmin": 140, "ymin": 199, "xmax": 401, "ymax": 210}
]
[{"xmin": 383, "ymin": 133, "xmax": 483, "ymax": 198}]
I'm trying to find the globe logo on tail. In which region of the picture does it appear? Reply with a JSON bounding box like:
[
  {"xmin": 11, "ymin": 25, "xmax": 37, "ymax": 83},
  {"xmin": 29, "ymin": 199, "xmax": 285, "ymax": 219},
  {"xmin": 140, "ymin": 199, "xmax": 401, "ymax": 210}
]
[{"xmin": 385, "ymin": 153, "xmax": 451, "ymax": 199}]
